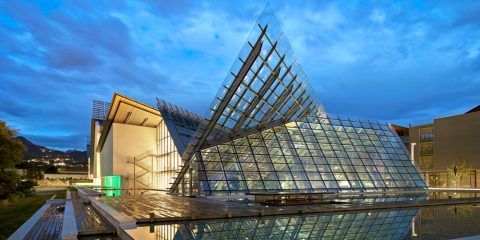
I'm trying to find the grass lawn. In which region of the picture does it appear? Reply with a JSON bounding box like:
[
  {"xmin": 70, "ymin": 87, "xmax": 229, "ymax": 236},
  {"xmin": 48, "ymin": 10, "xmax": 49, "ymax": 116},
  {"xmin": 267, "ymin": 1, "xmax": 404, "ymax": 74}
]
[{"xmin": 0, "ymin": 188, "xmax": 66, "ymax": 239}]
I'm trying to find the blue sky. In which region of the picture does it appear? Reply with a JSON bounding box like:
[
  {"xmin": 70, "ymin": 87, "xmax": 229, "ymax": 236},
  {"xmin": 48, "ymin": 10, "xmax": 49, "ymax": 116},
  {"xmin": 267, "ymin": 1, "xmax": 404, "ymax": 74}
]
[{"xmin": 1, "ymin": 0, "xmax": 479, "ymax": 150}]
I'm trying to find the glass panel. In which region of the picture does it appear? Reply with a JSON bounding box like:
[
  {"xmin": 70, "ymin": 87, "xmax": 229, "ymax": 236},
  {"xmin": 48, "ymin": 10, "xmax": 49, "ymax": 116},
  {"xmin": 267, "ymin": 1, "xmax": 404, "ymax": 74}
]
[{"xmin": 198, "ymin": 114, "xmax": 426, "ymax": 194}]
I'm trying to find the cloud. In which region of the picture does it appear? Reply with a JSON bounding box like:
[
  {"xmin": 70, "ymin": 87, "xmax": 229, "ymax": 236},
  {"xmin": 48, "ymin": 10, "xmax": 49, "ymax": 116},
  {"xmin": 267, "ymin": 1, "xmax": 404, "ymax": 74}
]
[
  {"xmin": 370, "ymin": 9, "xmax": 386, "ymax": 24},
  {"xmin": 305, "ymin": 5, "xmax": 344, "ymax": 30},
  {"xmin": 45, "ymin": 45, "xmax": 102, "ymax": 70},
  {"xmin": 0, "ymin": 0, "xmax": 479, "ymax": 150}
]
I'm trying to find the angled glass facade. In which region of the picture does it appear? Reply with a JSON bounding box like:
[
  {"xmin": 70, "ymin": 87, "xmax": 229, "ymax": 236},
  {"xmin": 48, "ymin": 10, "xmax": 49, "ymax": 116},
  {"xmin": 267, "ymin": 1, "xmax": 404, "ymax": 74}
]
[
  {"xmin": 200, "ymin": 5, "xmax": 323, "ymax": 137},
  {"xmin": 167, "ymin": 6, "xmax": 426, "ymax": 195},
  {"xmin": 197, "ymin": 115, "xmax": 426, "ymax": 195},
  {"xmin": 178, "ymin": 6, "xmax": 325, "ymax": 177},
  {"xmin": 157, "ymin": 98, "xmax": 202, "ymax": 155}
]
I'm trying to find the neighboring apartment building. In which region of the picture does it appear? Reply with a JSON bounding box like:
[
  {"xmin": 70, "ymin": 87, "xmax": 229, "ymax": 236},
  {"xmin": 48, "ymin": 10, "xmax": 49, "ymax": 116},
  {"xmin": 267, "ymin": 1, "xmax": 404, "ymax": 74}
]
[{"xmin": 395, "ymin": 106, "xmax": 480, "ymax": 188}]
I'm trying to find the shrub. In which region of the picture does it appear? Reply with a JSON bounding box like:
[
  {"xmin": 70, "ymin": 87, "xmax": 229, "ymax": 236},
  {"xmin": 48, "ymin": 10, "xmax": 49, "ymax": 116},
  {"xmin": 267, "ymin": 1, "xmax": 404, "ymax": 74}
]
[
  {"xmin": 0, "ymin": 171, "xmax": 19, "ymax": 199},
  {"xmin": 16, "ymin": 179, "xmax": 36, "ymax": 196}
]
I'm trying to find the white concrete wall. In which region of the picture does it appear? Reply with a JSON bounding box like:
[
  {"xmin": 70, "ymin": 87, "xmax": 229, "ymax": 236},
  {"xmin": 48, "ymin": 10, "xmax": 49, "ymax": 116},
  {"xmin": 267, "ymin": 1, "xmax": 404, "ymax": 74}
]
[
  {"xmin": 95, "ymin": 122, "xmax": 159, "ymax": 189},
  {"xmin": 93, "ymin": 123, "xmax": 102, "ymax": 179},
  {"xmin": 100, "ymin": 127, "xmax": 114, "ymax": 177},
  {"xmin": 112, "ymin": 123, "xmax": 157, "ymax": 188}
]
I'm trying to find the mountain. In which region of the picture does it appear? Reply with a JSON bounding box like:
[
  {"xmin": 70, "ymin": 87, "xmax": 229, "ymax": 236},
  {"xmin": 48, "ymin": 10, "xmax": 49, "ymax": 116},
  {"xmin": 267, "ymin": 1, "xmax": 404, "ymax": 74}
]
[{"xmin": 15, "ymin": 136, "xmax": 87, "ymax": 164}]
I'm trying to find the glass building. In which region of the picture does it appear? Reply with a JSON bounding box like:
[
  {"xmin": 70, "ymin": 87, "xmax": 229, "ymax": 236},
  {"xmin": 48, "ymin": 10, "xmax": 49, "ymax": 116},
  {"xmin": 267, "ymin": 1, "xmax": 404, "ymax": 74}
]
[
  {"xmin": 90, "ymin": 6, "xmax": 426, "ymax": 196},
  {"xmin": 169, "ymin": 6, "xmax": 426, "ymax": 195}
]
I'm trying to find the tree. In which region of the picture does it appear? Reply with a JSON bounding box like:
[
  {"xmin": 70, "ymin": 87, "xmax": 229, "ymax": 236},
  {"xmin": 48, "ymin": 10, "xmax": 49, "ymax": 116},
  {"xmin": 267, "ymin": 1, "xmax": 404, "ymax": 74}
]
[
  {"xmin": 0, "ymin": 171, "xmax": 19, "ymax": 198},
  {"xmin": 44, "ymin": 164, "xmax": 58, "ymax": 174},
  {"xmin": 0, "ymin": 121, "xmax": 25, "ymax": 170},
  {"xmin": 447, "ymin": 156, "xmax": 472, "ymax": 188},
  {"xmin": 0, "ymin": 121, "xmax": 25, "ymax": 199},
  {"xmin": 16, "ymin": 179, "xmax": 36, "ymax": 196}
]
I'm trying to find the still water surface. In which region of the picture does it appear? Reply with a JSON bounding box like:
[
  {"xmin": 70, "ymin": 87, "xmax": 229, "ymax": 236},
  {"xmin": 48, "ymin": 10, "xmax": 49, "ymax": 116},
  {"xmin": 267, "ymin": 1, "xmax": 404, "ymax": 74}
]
[{"xmin": 127, "ymin": 203, "xmax": 480, "ymax": 239}]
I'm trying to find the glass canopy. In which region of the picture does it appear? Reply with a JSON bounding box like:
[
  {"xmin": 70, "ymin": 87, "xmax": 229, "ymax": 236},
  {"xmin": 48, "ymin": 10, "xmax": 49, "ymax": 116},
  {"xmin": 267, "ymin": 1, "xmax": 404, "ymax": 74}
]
[{"xmin": 197, "ymin": 115, "xmax": 426, "ymax": 195}]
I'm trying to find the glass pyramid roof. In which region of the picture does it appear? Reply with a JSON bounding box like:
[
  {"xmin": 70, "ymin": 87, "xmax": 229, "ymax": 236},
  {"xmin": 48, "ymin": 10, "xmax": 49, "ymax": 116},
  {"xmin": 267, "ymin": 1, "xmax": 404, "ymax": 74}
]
[
  {"xmin": 168, "ymin": 5, "xmax": 426, "ymax": 195},
  {"xmin": 196, "ymin": 115, "xmax": 426, "ymax": 195},
  {"xmin": 182, "ymin": 5, "xmax": 324, "ymax": 166}
]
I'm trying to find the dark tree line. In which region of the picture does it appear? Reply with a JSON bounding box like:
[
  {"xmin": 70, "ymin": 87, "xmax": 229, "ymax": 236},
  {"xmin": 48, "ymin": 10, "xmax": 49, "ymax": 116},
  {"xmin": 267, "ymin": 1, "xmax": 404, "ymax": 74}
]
[{"xmin": 0, "ymin": 121, "xmax": 35, "ymax": 199}]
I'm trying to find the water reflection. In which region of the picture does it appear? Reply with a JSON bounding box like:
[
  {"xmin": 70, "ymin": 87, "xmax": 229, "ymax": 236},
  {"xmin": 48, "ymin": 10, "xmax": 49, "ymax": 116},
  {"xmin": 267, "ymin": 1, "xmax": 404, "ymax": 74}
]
[
  {"xmin": 131, "ymin": 209, "xmax": 418, "ymax": 239},
  {"xmin": 99, "ymin": 191, "xmax": 480, "ymax": 239},
  {"xmin": 408, "ymin": 204, "xmax": 480, "ymax": 239},
  {"xmin": 181, "ymin": 210, "xmax": 418, "ymax": 239},
  {"xmin": 128, "ymin": 203, "xmax": 480, "ymax": 240}
]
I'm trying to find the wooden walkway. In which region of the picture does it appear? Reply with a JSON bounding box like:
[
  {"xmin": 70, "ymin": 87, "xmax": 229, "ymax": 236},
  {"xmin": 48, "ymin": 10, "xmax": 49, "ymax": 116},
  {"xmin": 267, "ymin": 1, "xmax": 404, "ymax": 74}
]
[
  {"xmin": 97, "ymin": 193, "xmax": 480, "ymax": 224},
  {"xmin": 24, "ymin": 204, "xmax": 63, "ymax": 240},
  {"xmin": 72, "ymin": 192, "xmax": 115, "ymax": 236}
]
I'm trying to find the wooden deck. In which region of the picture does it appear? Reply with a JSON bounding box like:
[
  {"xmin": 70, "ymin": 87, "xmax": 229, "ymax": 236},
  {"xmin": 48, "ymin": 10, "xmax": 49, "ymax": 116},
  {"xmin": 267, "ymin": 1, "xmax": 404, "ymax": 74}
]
[
  {"xmin": 97, "ymin": 192, "xmax": 480, "ymax": 224},
  {"xmin": 72, "ymin": 192, "xmax": 115, "ymax": 236},
  {"xmin": 24, "ymin": 204, "xmax": 63, "ymax": 240},
  {"xmin": 98, "ymin": 193, "xmax": 261, "ymax": 222}
]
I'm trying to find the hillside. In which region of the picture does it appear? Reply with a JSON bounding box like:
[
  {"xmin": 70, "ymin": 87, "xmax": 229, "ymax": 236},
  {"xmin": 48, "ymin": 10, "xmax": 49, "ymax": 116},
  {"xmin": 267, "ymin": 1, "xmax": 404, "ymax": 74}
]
[{"xmin": 15, "ymin": 136, "xmax": 87, "ymax": 164}]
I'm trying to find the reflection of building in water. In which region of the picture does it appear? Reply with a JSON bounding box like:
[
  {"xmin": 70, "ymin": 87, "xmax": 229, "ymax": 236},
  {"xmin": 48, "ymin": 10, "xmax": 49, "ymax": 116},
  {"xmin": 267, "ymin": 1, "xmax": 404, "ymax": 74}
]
[
  {"xmin": 150, "ymin": 224, "xmax": 178, "ymax": 240},
  {"xmin": 411, "ymin": 204, "xmax": 480, "ymax": 240},
  {"xmin": 419, "ymin": 207, "xmax": 435, "ymax": 238},
  {"xmin": 166, "ymin": 209, "xmax": 418, "ymax": 239}
]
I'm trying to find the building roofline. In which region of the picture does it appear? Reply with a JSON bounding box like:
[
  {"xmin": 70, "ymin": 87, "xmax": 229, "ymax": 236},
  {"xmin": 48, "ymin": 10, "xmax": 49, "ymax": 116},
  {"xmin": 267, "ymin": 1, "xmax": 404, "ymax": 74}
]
[
  {"xmin": 466, "ymin": 105, "xmax": 480, "ymax": 113},
  {"xmin": 434, "ymin": 108, "xmax": 480, "ymax": 122},
  {"xmin": 408, "ymin": 123, "xmax": 433, "ymax": 128},
  {"xmin": 95, "ymin": 93, "xmax": 161, "ymax": 152},
  {"xmin": 409, "ymin": 105, "xmax": 480, "ymax": 128},
  {"xmin": 388, "ymin": 123, "xmax": 408, "ymax": 129}
]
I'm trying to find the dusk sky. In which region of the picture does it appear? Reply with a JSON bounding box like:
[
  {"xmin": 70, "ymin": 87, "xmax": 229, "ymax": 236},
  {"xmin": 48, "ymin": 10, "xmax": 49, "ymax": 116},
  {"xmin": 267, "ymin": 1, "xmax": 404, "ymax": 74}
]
[{"xmin": 1, "ymin": 0, "xmax": 479, "ymax": 151}]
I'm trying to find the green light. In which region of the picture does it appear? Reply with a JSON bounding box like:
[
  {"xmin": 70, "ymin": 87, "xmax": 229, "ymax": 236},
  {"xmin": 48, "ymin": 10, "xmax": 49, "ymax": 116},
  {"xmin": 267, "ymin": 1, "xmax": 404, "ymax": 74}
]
[
  {"xmin": 103, "ymin": 176, "xmax": 121, "ymax": 196},
  {"xmin": 104, "ymin": 175, "xmax": 121, "ymax": 189},
  {"xmin": 105, "ymin": 189, "xmax": 121, "ymax": 197}
]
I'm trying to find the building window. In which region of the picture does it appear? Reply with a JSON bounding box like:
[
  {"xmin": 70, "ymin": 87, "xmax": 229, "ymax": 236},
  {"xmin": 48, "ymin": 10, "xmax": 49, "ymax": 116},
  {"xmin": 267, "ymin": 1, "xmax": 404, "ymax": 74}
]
[
  {"xmin": 420, "ymin": 156, "xmax": 433, "ymax": 170},
  {"xmin": 420, "ymin": 142, "xmax": 433, "ymax": 156},
  {"xmin": 420, "ymin": 127, "xmax": 433, "ymax": 142}
]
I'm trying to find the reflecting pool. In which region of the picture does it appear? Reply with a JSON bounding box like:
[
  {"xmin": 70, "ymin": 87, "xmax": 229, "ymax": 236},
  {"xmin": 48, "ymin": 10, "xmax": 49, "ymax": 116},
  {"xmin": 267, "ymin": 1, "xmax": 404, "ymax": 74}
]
[{"xmin": 125, "ymin": 203, "xmax": 480, "ymax": 239}]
